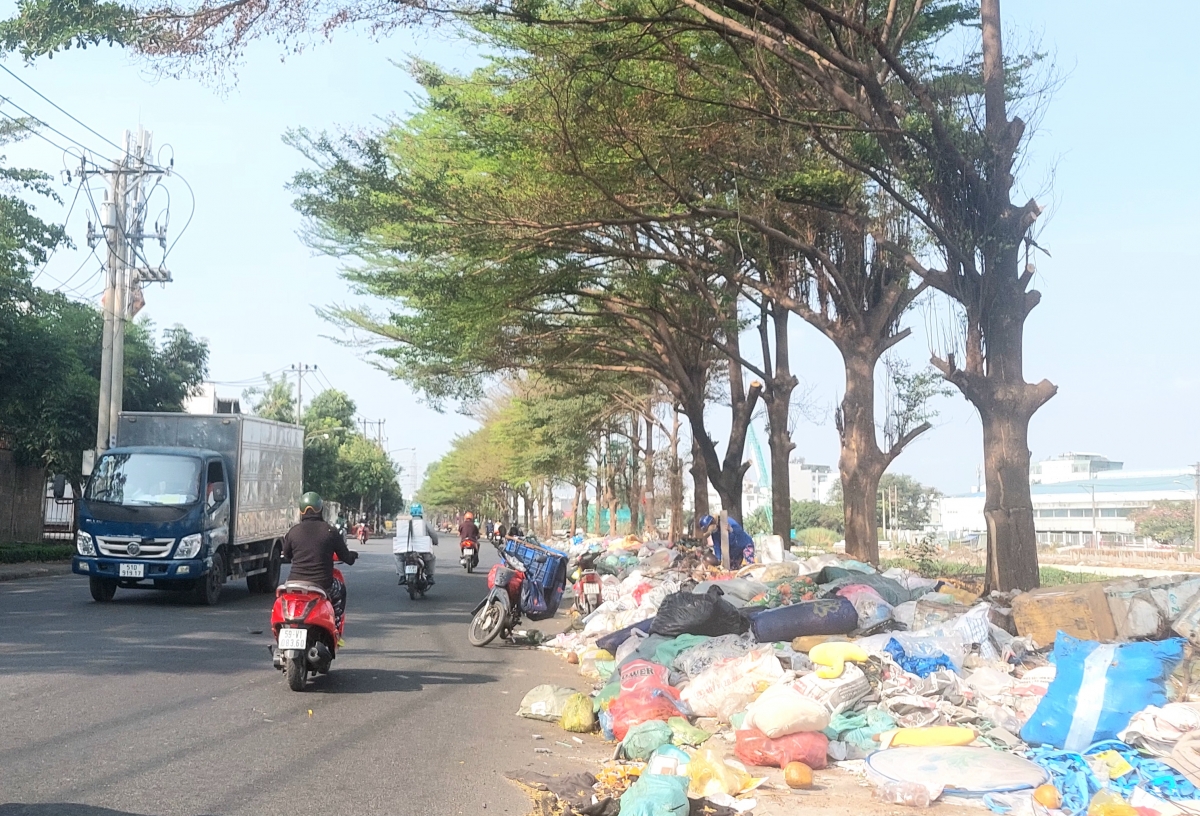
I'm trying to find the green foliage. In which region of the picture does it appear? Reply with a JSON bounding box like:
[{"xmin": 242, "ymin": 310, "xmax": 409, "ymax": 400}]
[
  {"xmin": 794, "ymin": 527, "xmax": 839, "ymax": 549},
  {"xmin": 743, "ymin": 506, "xmax": 771, "ymax": 535},
  {"xmin": 0, "ymin": 0, "xmax": 140, "ymax": 58},
  {"xmin": 1131, "ymin": 501, "xmax": 1196, "ymax": 545},
  {"xmin": 901, "ymin": 535, "xmax": 941, "ymax": 577},
  {"xmin": 791, "ymin": 499, "xmax": 843, "ymax": 533},
  {"xmin": 0, "ymin": 541, "xmax": 74, "ymax": 563},
  {"xmin": 242, "ymin": 374, "xmax": 295, "ymax": 423},
  {"xmin": 828, "ymin": 472, "xmax": 940, "ymax": 531}
]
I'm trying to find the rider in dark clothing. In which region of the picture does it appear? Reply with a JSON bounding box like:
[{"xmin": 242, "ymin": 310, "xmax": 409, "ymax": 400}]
[
  {"xmin": 458, "ymin": 512, "xmax": 481, "ymax": 542},
  {"xmin": 282, "ymin": 492, "xmax": 357, "ymax": 628}
]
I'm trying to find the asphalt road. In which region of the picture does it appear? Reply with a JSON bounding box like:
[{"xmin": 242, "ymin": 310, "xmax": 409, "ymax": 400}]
[{"xmin": 0, "ymin": 538, "xmax": 599, "ymax": 816}]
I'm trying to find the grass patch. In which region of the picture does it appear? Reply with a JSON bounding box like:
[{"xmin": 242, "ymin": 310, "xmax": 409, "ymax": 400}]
[
  {"xmin": 0, "ymin": 542, "xmax": 74, "ymax": 564},
  {"xmin": 880, "ymin": 558, "xmax": 1108, "ymax": 587},
  {"xmin": 1039, "ymin": 567, "xmax": 1109, "ymax": 586}
]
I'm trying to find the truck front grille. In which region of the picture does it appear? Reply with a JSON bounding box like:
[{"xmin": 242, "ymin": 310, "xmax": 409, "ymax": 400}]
[{"xmin": 97, "ymin": 537, "xmax": 176, "ymax": 558}]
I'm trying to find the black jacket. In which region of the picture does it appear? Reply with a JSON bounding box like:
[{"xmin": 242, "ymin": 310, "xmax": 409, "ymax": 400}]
[{"xmin": 282, "ymin": 511, "xmax": 356, "ymax": 590}]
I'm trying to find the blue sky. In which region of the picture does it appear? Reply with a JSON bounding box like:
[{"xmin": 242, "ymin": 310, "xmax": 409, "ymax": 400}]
[{"xmin": 4, "ymin": 1, "xmax": 1196, "ymax": 496}]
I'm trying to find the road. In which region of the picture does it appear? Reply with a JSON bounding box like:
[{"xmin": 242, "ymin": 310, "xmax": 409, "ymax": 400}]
[{"xmin": 0, "ymin": 538, "xmax": 599, "ymax": 816}]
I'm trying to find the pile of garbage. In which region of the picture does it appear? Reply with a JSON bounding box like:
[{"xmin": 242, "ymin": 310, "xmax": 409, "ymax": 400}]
[{"xmin": 514, "ymin": 533, "xmax": 1200, "ymax": 815}]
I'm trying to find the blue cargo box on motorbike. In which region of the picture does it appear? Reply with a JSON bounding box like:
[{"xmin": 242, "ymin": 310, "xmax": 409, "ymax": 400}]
[{"xmin": 502, "ymin": 538, "xmax": 569, "ymax": 590}]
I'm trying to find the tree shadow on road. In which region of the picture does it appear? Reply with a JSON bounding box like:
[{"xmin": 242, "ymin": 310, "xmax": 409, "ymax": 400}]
[{"xmin": 304, "ymin": 667, "xmax": 497, "ymax": 694}]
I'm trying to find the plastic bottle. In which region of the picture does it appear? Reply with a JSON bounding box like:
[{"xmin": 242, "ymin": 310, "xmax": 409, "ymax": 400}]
[{"xmin": 872, "ymin": 781, "xmax": 933, "ymax": 808}]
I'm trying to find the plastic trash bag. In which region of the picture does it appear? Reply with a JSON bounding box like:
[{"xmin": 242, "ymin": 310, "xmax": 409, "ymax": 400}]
[
  {"xmin": 610, "ymin": 688, "xmax": 686, "ymax": 741},
  {"xmin": 668, "ymin": 716, "xmax": 711, "ymax": 746},
  {"xmin": 735, "ymin": 728, "xmax": 829, "ymax": 769},
  {"xmin": 687, "ymin": 747, "xmax": 755, "ymax": 798},
  {"xmin": 619, "ymin": 660, "xmax": 675, "ymax": 695},
  {"xmin": 619, "ymin": 772, "xmax": 689, "ymax": 815},
  {"xmin": 795, "ymin": 662, "xmax": 873, "ymax": 714},
  {"xmin": 681, "ymin": 647, "xmax": 785, "ymax": 720},
  {"xmin": 561, "ymin": 693, "xmax": 598, "ymax": 733},
  {"xmin": 672, "ymin": 633, "xmax": 757, "ymax": 679},
  {"xmin": 1021, "ymin": 634, "xmax": 1186, "ymax": 752},
  {"xmin": 651, "ymin": 586, "xmax": 750, "ymax": 638},
  {"xmin": 743, "ymin": 683, "xmax": 831, "ymax": 737},
  {"xmin": 620, "ymin": 720, "xmax": 674, "ymax": 761},
  {"xmin": 750, "ymin": 598, "xmax": 858, "ymax": 642},
  {"xmin": 519, "ymin": 684, "xmax": 580, "ymax": 722},
  {"xmin": 837, "ymin": 584, "xmax": 895, "ymax": 629}
]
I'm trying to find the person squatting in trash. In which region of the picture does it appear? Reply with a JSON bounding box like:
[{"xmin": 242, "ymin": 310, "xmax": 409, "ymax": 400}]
[
  {"xmin": 697, "ymin": 514, "xmax": 755, "ymax": 569},
  {"xmin": 282, "ymin": 492, "xmax": 357, "ymax": 630},
  {"xmin": 395, "ymin": 504, "xmax": 438, "ymax": 585}
]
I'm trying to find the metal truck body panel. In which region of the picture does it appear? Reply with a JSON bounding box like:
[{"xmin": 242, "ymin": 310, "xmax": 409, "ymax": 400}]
[{"xmin": 112, "ymin": 413, "xmax": 303, "ymax": 546}]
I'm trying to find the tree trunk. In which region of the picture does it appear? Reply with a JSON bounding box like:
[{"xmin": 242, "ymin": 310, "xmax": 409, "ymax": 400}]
[
  {"xmin": 643, "ymin": 410, "xmax": 656, "ymax": 538},
  {"xmin": 629, "ymin": 414, "xmax": 642, "ymax": 534},
  {"xmin": 980, "ymin": 400, "xmax": 1041, "ymax": 592},
  {"xmin": 670, "ymin": 407, "xmax": 683, "ymax": 543},
  {"xmin": 570, "ymin": 482, "xmax": 583, "ymax": 536},
  {"xmin": 838, "ymin": 345, "xmax": 884, "ymax": 564},
  {"xmin": 763, "ymin": 304, "xmax": 797, "ymax": 540},
  {"xmin": 593, "ymin": 475, "xmax": 603, "ymax": 536},
  {"xmin": 690, "ymin": 432, "xmax": 710, "ymax": 526}
]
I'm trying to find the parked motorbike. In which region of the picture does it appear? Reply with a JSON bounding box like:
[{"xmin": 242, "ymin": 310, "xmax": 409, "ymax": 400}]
[
  {"xmin": 399, "ymin": 550, "xmax": 431, "ymax": 600},
  {"xmin": 270, "ymin": 552, "xmax": 356, "ymax": 692},
  {"xmin": 571, "ymin": 552, "xmax": 602, "ymax": 615},
  {"xmin": 459, "ymin": 538, "xmax": 480, "ymax": 573},
  {"xmin": 468, "ymin": 560, "xmax": 525, "ymax": 646}
]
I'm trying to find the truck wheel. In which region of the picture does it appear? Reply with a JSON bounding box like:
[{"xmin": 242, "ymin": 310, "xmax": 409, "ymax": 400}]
[
  {"xmin": 193, "ymin": 551, "xmax": 225, "ymax": 606},
  {"xmin": 89, "ymin": 577, "xmax": 117, "ymax": 602},
  {"xmin": 263, "ymin": 542, "xmax": 282, "ymax": 591}
]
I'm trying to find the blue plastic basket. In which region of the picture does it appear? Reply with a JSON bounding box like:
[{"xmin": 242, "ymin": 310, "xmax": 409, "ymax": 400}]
[{"xmin": 503, "ymin": 538, "xmax": 569, "ymax": 590}]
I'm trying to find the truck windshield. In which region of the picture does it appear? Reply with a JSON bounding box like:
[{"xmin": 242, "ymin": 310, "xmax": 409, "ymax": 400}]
[{"xmin": 85, "ymin": 453, "xmax": 202, "ymax": 506}]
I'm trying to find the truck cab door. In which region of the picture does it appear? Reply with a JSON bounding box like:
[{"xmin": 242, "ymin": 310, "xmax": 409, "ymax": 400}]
[{"xmin": 205, "ymin": 459, "xmax": 230, "ymax": 538}]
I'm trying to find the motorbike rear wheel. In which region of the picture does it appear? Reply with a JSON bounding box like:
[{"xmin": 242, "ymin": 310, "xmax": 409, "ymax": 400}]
[
  {"xmin": 408, "ymin": 582, "xmax": 418, "ymax": 601},
  {"xmin": 285, "ymin": 655, "xmax": 306, "ymax": 691},
  {"xmin": 468, "ymin": 598, "xmax": 507, "ymax": 646}
]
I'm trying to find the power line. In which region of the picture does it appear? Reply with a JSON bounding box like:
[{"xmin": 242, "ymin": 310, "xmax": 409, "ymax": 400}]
[
  {"xmin": 0, "ymin": 64, "xmax": 128, "ymax": 157},
  {"xmin": 31, "ymin": 178, "xmax": 86, "ymax": 283},
  {"xmin": 40, "ymin": 247, "xmax": 100, "ymax": 292},
  {"xmin": 0, "ymin": 94, "xmax": 116, "ymax": 163},
  {"xmin": 0, "ymin": 108, "xmax": 73, "ymax": 154}
]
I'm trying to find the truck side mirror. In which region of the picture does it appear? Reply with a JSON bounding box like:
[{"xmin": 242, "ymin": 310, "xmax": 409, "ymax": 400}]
[
  {"xmin": 51, "ymin": 473, "xmax": 66, "ymax": 500},
  {"xmin": 210, "ymin": 482, "xmax": 228, "ymax": 505}
]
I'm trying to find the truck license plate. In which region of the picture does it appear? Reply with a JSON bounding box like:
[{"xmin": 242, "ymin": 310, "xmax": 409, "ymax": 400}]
[
  {"xmin": 405, "ymin": 565, "xmax": 418, "ymax": 574},
  {"xmin": 119, "ymin": 563, "xmax": 144, "ymax": 578},
  {"xmin": 278, "ymin": 628, "xmax": 306, "ymax": 650}
]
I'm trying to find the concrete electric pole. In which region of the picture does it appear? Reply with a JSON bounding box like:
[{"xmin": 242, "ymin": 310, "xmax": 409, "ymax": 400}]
[
  {"xmin": 1194, "ymin": 462, "xmax": 1199, "ymax": 555},
  {"xmin": 290, "ymin": 363, "xmax": 317, "ymax": 419},
  {"xmin": 89, "ymin": 128, "xmax": 172, "ymax": 453}
]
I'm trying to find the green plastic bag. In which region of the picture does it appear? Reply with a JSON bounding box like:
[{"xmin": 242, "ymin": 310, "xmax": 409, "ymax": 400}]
[
  {"xmin": 652, "ymin": 634, "xmax": 711, "ymax": 667},
  {"xmin": 596, "ymin": 660, "xmax": 617, "ymax": 683},
  {"xmin": 518, "ymin": 684, "xmax": 577, "ymax": 722},
  {"xmin": 620, "ymin": 720, "xmax": 674, "ymax": 761},
  {"xmin": 594, "ymin": 680, "xmax": 622, "ymax": 712},
  {"xmin": 561, "ymin": 693, "xmax": 597, "ymax": 733},
  {"xmin": 667, "ymin": 716, "xmax": 711, "ymax": 746},
  {"xmin": 618, "ymin": 772, "xmax": 689, "ymax": 815}
]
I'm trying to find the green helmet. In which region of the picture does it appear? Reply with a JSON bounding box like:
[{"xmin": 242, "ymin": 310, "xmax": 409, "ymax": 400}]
[{"xmin": 299, "ymin": 491, "xmax": 323, "ymax": 515}]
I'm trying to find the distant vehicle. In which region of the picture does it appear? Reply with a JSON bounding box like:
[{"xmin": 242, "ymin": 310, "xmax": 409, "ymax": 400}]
[{"xmin": 70, "ymin": 413, "xmax": 304, "ymax": 605}]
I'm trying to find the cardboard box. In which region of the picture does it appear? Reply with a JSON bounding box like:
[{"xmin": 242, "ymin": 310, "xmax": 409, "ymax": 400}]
[{"xmin": 1011, "ymin": 581, "xmax": 1117, "ymax": 647}]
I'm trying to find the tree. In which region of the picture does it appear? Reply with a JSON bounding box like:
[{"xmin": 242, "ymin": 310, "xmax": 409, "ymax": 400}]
[
  {"xmin": 877, "ymin": 473, "xmax": 941, "ymax": 531},
  {"xmin": 1131, "ymin": 502, "xmax": 1195, "ymax": 546},
  {"xmin": 242, "ymin": 373, "xmax": 295, "ymax": 423}
]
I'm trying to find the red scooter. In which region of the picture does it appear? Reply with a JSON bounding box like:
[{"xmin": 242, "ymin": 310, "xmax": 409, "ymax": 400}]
[
  {"xmin": 468, "ymin": 560, "xmax": 525, "ymax": 646},
  {"xmin": 460, "ymin": 538, "xmax": 480, "ymax": 573},
  {"xmin": 270, "ymin": 553, "xmax": 355, "ymax": 691}
]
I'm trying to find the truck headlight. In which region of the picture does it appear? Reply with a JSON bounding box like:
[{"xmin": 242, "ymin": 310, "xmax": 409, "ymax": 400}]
[
  {"xmin": 176, "ymin": 533, "xmax": 203, "ymax": 560},
  {"xmin": 76, "ymin": 531, "xmax": 96, "ymax": 556}
]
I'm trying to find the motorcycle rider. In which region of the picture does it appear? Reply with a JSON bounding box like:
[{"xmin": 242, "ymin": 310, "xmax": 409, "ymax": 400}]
[
  {"xmin": 459, "ymin": 511, "xmax": 481, "ymax": 544},
  {"xmin": 395, "ymin": 503, "xmax": 438, "ymax": 586},
  {"xmin": 281, "ymin": 492, "xmax": 357, "ymax": 631}
]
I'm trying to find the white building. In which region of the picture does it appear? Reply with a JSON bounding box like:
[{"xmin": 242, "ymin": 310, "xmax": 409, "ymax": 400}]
[
  {"xmin": 789, "ymin": 458, "xmax": 835, "ymax": 504},
  {"xmin": 1030, "ymin": 452, "xmax": 1123, "ymax": 484},
  {"xmin": 183, "ymin": 383, "xmax": 241, "ymax": 415},
  {"xmin": 940, "ymin": 456, "xmax": 1195, "ymax": 546}
]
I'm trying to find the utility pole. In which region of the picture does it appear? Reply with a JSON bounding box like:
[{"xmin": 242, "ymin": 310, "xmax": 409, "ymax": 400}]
[
  {"xmin": 1193, "ymin": 462, "xmax": 1199, "ymax": 555},
  {"xmin": 290, "ymin": 363, "xmax": 316, "ymax": 420},
  {"xmin": 88, "ymin": 128, "xmax": 171, "ymax": 452}
]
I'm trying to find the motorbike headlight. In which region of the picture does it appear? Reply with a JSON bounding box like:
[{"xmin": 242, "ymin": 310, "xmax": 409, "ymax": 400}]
[
  {"xmin": 176, "ymin": 533, "xmax": 204, "ymax": 560},
  {"xmin": 76, "ymin": 531, "xmax": 96, "ymax": 556}
]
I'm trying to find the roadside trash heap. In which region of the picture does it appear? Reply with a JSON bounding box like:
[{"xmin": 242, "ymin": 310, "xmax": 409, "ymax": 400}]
[{"xmin": 512, "ymin": 534, "xmax": 1200, "ymax": 815}]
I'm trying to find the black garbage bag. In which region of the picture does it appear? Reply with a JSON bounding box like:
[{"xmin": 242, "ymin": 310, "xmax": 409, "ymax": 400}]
[{"xmin": 649, "ymin": 586, "xmax": 750, "ymax": 638}]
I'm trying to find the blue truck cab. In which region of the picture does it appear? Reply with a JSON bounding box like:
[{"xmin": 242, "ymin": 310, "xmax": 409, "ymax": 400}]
[{"xmin": 73, "ymin": 412, "xmax": 304, "ymax": 605}]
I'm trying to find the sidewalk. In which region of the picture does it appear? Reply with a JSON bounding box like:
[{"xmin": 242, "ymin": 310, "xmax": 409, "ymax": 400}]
[{"xmin": 0, "ymin": 561, "xmax": 72, "ymax": 582}]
